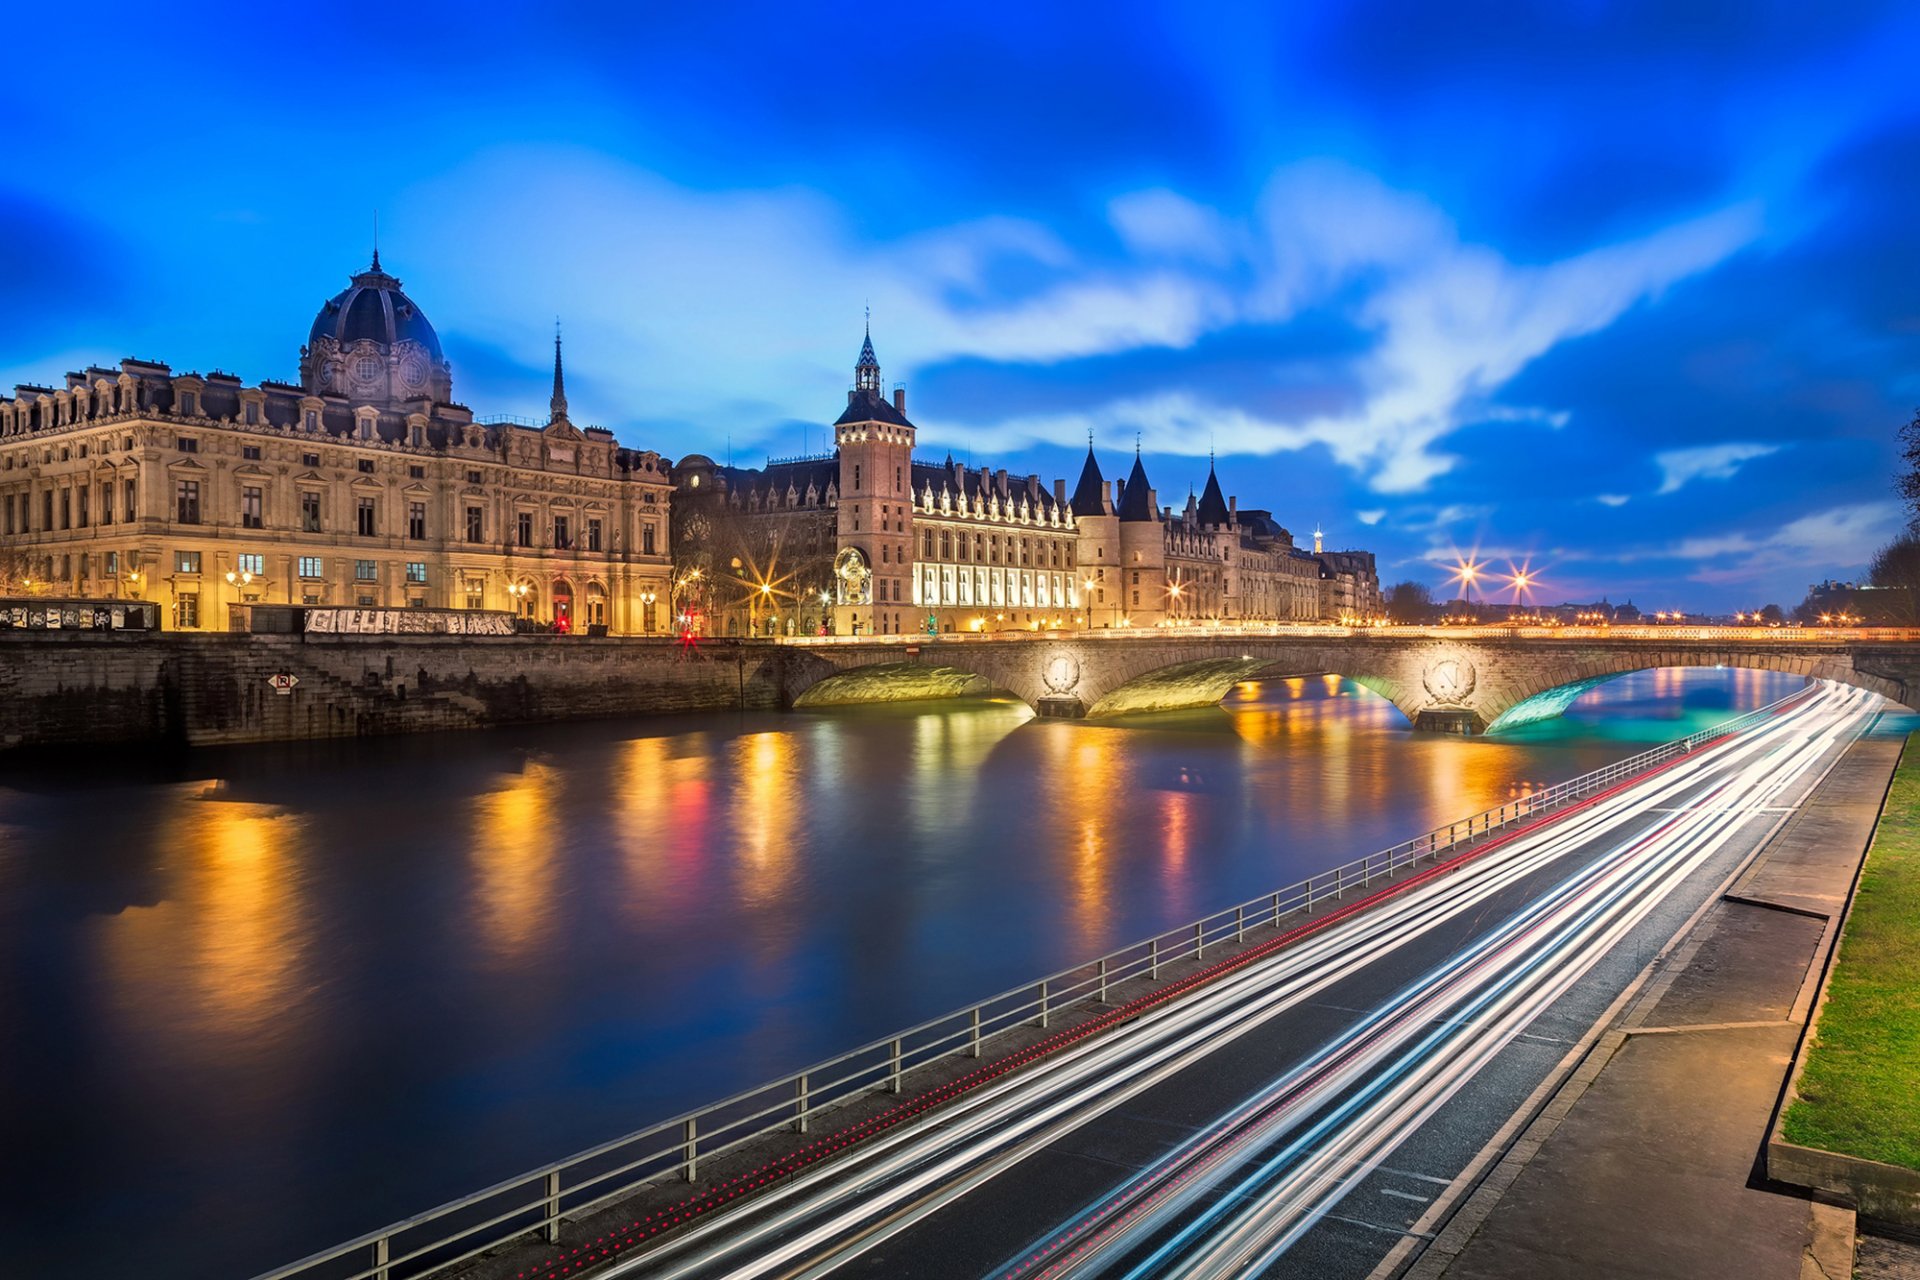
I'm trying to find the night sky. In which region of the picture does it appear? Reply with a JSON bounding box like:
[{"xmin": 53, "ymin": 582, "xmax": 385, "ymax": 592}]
[{"xmin": 5, "ymin": 2, "xmax": 1918, "ymax": 611}]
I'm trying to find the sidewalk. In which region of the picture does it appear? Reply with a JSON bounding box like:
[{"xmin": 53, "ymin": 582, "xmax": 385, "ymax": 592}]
[{"xmin": 1401, "ymin": 730, "xmax": 1906, "ymax": 1280}]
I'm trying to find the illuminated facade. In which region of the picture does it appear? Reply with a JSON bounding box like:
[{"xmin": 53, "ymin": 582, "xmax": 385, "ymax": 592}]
[
  {"xmin": 671, "ymin": 329, "xmax": 1377, "ymax": 633},
  {"xmin": 0, "ymin": 255, "xmax": 674, "ymax": 632}
]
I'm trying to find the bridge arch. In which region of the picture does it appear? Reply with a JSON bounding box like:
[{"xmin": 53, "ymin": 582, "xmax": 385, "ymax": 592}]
[{"xmin": 773, "ymin": 634, "xmax": 1920, "ymax": 732}]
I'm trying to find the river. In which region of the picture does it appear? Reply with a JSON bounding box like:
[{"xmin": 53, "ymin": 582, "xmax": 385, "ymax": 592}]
[{"xmin": 0, "ymin": 666, "xmax": 1806, "ymax": 1278}]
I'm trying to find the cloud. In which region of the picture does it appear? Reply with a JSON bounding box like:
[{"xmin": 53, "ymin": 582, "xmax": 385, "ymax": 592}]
[
  {"xmin": 1595, "ymin": 493, "xmax": 1631, "ymax": 506},
  {"xmin": 404, "ymin": 149, "xmax": 1761, "ymax": 495},
  {"xmin": 1356, "ymin": 509, "xmax": 1386, "ymax": 525},
  {"xmin": 1653, "ymin": 442, "xmax": 1783, "ymax": 494}
]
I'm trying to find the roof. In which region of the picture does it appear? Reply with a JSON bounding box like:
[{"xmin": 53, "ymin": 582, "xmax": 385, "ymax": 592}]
[
  {"xmin": 1196, "ymin": 463, "xmax": 1230, "ymax": 525},
  {"xmin": 833, "ymin": 387, "xmax": 913, "ymax": 428},
  {"xmin": 1117, "ymin": 452, "xmax": 1158, "ymax": 522},
  {"xmin": 308, "ymin": 257, "xmax": 444, "ymax": 359},
  {"xmin": 911, "ymin": 458, "xmax": 1065, "ymax": 517},
  {"xmin": 1070, "ymin": 447, "xmax": 1109, "ymax": 517}
]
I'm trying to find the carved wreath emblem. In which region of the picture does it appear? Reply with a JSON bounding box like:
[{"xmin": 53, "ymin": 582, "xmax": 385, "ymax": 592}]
[
  {"xmin": 1042, "ymin": 650, "xmax": 1082, "ymax": 695},
  {"xmin": 1423, "ymin": 658, "xmax": 1477, "ymax": 706}
]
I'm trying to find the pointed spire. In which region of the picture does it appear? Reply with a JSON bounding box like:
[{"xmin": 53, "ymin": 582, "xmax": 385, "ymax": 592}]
[
  {"xmin": 854, "ymin": 310, "xmax": 881, "ymax": 394},
  {"xmin": 1118, "ymin": 450, "xmax": 1156, "ymax": 522},
  {"xmin": 1197, "ymin": 454, "xmax": 1230, "ymax": 526},
  {"xmin": 549, "ymin": 319, "xmax": 569, "ymax": 425},
  {"xmin": 1070, "ymin": 438, "xmax": 1109, "ymax": 517},
  {"xmin": 371, "ymin": 210, "xmax": 380, "ymax": 273}
]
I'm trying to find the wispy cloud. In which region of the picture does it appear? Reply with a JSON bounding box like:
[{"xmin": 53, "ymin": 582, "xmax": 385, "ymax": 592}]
[
  {"xmin": 1596, "ymin": 493, "xmax": 1631, "ymax": 506},
  {"xmin": 1653, "ymin": 442, "xmax": 1784, "ymax": 494}
]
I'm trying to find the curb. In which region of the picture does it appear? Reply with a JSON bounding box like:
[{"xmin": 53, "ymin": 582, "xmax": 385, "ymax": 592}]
[{"xmin": 1766, "ymin": 734, "xmax": 1920, "ymax": 1228}]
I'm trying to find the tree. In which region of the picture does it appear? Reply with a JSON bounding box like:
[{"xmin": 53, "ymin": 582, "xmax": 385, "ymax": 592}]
[
  {"xmin": 1385, "ymin": 580, "xmax": 1435, "ymax": 624},
  {"xmin": 1758, "ymin": 603, "xmax": 1785, "ymax": 625},
  {"xmin": 1899, "ymin": 408, "xmax": 1920, "ymax": 529}
]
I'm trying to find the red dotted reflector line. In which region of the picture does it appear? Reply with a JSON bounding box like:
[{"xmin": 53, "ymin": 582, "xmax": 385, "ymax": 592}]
[{"xmin": 512, "ymin": 724, "xmax": 1753, "ymax": 1280}]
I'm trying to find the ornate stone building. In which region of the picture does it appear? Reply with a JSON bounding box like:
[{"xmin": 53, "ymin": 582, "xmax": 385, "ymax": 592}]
[
  {"xmin": 0, "ymin": 255, "xmax": 674, "ymax": 632},
  {"xmin": 670, "ymin": 328, "xmax": 1376, "ymax": 634}
]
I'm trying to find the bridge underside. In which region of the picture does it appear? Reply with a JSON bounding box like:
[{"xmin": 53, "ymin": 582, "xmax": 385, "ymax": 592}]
[
  {"xmin": 1484, "ymin": 673, "xmax": 1629, "ymax": 733},
  {"xmin": 792, "ymin": 663, "xmax": 998, "ymax": 708}
]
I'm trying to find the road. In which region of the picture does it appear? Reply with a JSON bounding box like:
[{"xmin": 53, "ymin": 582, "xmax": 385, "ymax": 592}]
[{"xmin": 599, "ymin": 683, "xmax": 1880, "ymax": 1280}]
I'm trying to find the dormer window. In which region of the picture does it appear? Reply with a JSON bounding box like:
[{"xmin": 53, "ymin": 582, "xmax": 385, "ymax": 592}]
[
  {"xmin": 244, "ymin": 402, "xmax": 260, "ymax": 425},
  {"xmin": 409, "ymin": 425, "xmax": 424, "ymax": 447},
  {"xmin": 179, "ymin": 392, "xmax": 197, "ymax": 416},
  {"xmin": 304, "ymin": 410, "xmax": 318, "ymax": 431}
]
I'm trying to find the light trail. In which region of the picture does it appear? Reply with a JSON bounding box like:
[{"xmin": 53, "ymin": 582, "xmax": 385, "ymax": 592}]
[{"xmin": 594, "ymin": 685, "xmax": 1873, "ymax": 1280}]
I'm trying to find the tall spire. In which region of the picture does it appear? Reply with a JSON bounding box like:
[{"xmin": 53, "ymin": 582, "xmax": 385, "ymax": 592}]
[
  {"xmin": 371, "ymin": 210, "xmax": 380, "ymax": 273},
  {"xmin": 549, "ymin": 319, "xmax": 570, "ymax": 425},
  {"xmin": 854, "ymin": 311, "xmax": 881, "ymax": 394}
]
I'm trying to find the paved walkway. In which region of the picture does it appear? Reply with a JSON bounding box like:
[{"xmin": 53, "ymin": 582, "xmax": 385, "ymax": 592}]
[{"xmin": 1403, "ymin": 729, "xmax": 1907, "ymax": 1280}]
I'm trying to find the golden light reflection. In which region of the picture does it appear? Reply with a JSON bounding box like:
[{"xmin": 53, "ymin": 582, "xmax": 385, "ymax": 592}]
[
  {"xmin": 1032, "ymin": 725, "xmax": 1125, "ymax": 951},
  {"xmin": 732, "ymin": 731, "xmax": 798, "ymax": 910},
  {"xmin": 100, "ymin": 787, "xmax": 309, "ymax": 1064},
  {"xmin": 470, "ymin": 761, "xmax": 561, "ymax": 964}
]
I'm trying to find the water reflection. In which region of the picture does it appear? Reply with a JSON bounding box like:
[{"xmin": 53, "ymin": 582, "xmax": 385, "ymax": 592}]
[{"xmin": 0, "ymin": 667, "xmax": 1818, "ymax": 1280}]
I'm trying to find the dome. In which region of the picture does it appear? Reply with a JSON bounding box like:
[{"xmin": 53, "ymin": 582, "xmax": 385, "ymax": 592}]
[{"xmin": 307, "ymin": 253, "xmax": 444, "ymax": 360}]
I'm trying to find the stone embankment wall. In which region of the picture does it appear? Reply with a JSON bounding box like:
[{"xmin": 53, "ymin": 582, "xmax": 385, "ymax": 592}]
[{"xmin": 0, "ymin": 632, "xmax": 784, "ymax": 752}]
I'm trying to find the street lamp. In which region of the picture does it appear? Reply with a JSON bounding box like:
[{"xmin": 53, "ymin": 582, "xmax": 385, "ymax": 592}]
[{"xmin": 1083, "ymin": 577, "xmax": 1097, "ymax": 631}]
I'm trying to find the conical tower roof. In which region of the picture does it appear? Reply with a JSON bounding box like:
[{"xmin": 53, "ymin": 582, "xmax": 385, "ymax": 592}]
[
  {"xmin": 1117, "ymin": 450, "xmax": 1157, "ymax": 522},
  {"xmin": 1070, "ymin": 445, "xmax": 1109, "ymax": 516},
  {"xmin": 1196, "ymin": 460, "xmax": 1230, "ymax": 525}
]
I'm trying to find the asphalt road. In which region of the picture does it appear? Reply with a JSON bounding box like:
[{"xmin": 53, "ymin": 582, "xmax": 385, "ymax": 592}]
[{"xmin": 601, "ymin": 683, "xmax": 1878, "ymax": 1280}]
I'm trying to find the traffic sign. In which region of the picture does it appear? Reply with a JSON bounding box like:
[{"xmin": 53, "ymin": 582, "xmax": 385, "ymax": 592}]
[{"xmin": 267, "ymin": 673, "xmax": 300, "ymax": 695}]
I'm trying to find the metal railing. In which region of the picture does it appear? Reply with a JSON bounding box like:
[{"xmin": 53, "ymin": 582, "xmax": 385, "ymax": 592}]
[
  {"xmin": 252, "ymin": 691, "xmax": 1805, "ymax": 1280},
  {"xmin": 775, "ymin": 624, "xmax": 1920, "ymax": 645}
]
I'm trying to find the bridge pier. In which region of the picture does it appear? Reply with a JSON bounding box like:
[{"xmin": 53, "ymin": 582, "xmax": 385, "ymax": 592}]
[{"xmin": 1035, "ymin": 696, "xmax": 1087, "ymax": 718}]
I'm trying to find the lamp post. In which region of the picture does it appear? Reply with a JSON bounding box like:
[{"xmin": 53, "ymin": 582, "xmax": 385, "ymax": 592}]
[
  {"xmin": 640, "ymin": 588, "xmax": 657, "ymax": 633},
  {"xmin": 1083, "ymin": 577, "xmax": 1097, "ymax": 631}
]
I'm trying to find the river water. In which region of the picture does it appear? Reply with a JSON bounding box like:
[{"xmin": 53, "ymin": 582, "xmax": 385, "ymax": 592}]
[{"xmin": 0, "ymin": 666, "xmax": 1807, "ymax": 1279}]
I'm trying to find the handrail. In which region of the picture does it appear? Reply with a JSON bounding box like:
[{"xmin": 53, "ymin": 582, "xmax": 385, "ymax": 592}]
[
  {"xmin": 249, "ymin": 690, "xmax": 1808, "ymax": 1280},
  {"xmin": 774, "ymin": 624, "xmax": 1920, "ymax": 645}
]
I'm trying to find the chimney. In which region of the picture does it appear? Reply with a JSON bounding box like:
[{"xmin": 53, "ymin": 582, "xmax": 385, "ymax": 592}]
[
  {"xmin": 1113, "ymin": 478, "xmax": 1123, "ymax": 507},
  {"xmin": 893, "ymin": 386, "xmax": 906, "ymax": 414},
  {"xmin": 1054, "ymin": 477, "xmax": 1067, "ymax": 505},
  {"xmin": 996, "ymin": 468, "xmax": 1008, "ymax": 494},
  {"xmin": 847, "ymin": 389, "xmax": 856, "ymax": 405}
]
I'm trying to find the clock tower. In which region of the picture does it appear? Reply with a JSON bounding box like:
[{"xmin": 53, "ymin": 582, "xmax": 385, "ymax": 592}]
[{"xmin": 832, "ymin": 322, "xmax": 916, "ymax": 635}]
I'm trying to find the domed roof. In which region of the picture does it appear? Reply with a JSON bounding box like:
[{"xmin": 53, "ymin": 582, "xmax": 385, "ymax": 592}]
[{"xmin": 307, "ymin": 253, "xmax": 443, "ymax": 359}]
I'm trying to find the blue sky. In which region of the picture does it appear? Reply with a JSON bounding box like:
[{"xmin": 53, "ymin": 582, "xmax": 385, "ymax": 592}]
[{"xmin": 5, "ymin": 1, "xmax": 1918, "ymax": 610}]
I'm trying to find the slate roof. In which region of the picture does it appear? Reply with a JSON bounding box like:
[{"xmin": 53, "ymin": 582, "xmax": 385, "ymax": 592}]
[
  {"xmin": 1196, "ymin": 463, "xmax": 1231, "ymax": 526},
  {"xmin": 1070, "ymin": 447, "xmax": 1109, "ymax": 517},
  {"xmin": 1117, "ymin": 452, "xmax": 1158, "ymax": 522},
  {"xmin": 833, "ymin": 387, "xmax": 913, "ymax": 428}
]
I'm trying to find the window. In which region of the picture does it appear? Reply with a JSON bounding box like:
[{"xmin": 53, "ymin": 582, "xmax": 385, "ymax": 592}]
[
  {"xmin": 357, "ymin": 459, "xmax": 375, "ymax": 474},
  {"xmin": 553, "ymin": 515, "xmax": 570, "ymax": 549},
  {"xmin": 355, "ymin": 560, "xmax": 378, "ymax": 582},
  {"xmin": 242, "ymin": 444, "xmax": 261, "ymax": 459},
  {"xmin": 244, "ymin": 404, "xmax": 260, "ymax": 426},
  {"xmin": 125, "ymin": 478, "xmax": 136, "ymax": 519},
  {"xmin": 357, "ymin": 594, "xmax": 376, "ymax": 607},
  {"xmin": 355, "ymin": 356, "xmax": 381, "ymax": 383},
  {"xmin": 174, "ymin": 592, "xmax": 199, "ymax": 628},
  {"xmin": 303, "ymin": 452, "xmax": 320, "ymax": 467},
  {"xmin": 301, "ymin": 491, "xmax": 322, "ymax": 532},
  {"xmin": 409, "ymin": 426, "xmax": 424, "ymax": 448},
  {"xmin": 357, "ymin": 497, "xmax": 377, "ymax": 537},
  {"xmin": 177, "ymin": 436, "xmax": 198, "ymax": 452},
  {"xmin": 465, "ymin": 505, "xmax": 484, "ymax": 543},
  {"xmin": 303, "ymin": 410, "xmax": 318, "ymax": 431},
  {"xmin": 409, "ymin": 465, "xmax": 424, "ymax": 479},
  {"xmin": 464, "ymin": 579, "xmax": 485, "ymax": 609},
  {"xmin": 236, "ymin": 553, "xmax": 265, "ymax": 576},
  {"xmin": 405, "ymin": 561, "xmax": 427, "ymax": 584},
  {"xmin": 407, "ymin": 501, "xmax": 426, "ymax": 540},
  {"xmin": 467, "ymin": 469, "xmax": 483, "ymax": 485},
  {"xmin": 42, "ymin": 489, "xmax": 52, "ymax": 529},
  {"xmin": 99, "ymin": 483, "xmax": 112, "ymax": 525},
  {"xmin": 854, "ymin": 464, "xmax": 861, "ymax": 488},
  {"xmin": 59, "ymin": 490, "xmax": 70, "ymax": 529},
  {"xmin": 517, "ymin": 511, "xmax": 533, "ymax": 547},
  {"xmin": 179, "ymin": 394, "xmax": 197, "ymax": 417},
  {"xmin": 77, "ymin": 487, "xmax": 88, "ymax": 528},
  {"xmin": 175, "ymin": 480, "xmax": 200, "ymax": 524},
  {"xmin": 587, "ymin": 518, "xmax": 602, "ymax": 552},
  {"xmin": 642, "ymin": 524, "xmax": 656, "ymax": 555},
  {"xmin": 106, "ymin": 551, "xmax": 118, "ymax": 576},
  {"xmin": 298, "ymin": 556, "xmax": 324, "ymax": 579},
  {"xmin": 176, "ymin": 550, "xmax": 201, "ymax": 573},
  {"xmin": 2, "ymin": 494, "xmax": 11, "ymax": 535},
  {"xmin": 241, "ymin": 486, "xmax": 263, "ymax": 529}
]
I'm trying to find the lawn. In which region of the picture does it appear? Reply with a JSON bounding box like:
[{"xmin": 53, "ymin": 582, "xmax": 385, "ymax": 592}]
[{"xmin": 1782, "ymin": 733, "xmax": 1920, "ymax": 1171}]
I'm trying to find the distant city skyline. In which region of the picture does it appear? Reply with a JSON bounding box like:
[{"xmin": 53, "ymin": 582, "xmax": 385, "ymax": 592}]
[{"xmin": 5, "ymin": 2, "xmax": 1918, "ymax": 610}]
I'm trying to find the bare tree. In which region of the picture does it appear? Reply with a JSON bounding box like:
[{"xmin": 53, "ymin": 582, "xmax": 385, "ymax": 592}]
[{"xmin": 1384, "ymin": 580, "xmax": 1434, "ymax": 624}]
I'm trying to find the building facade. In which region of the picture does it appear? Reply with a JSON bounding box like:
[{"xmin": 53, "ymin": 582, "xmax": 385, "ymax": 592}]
[
  {"xmin": 0, "ymin": 255, "xmax": 674, "ymax": 632},
  {"xmin": 669, "ymin": 329, "xmax": 1378, "ymax": 634}
]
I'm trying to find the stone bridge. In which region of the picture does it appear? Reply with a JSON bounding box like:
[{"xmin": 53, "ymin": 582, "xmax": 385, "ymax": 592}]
[{"xmin": 774, "ymin": 629, "xmax": 1920, "ymax": 733}]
